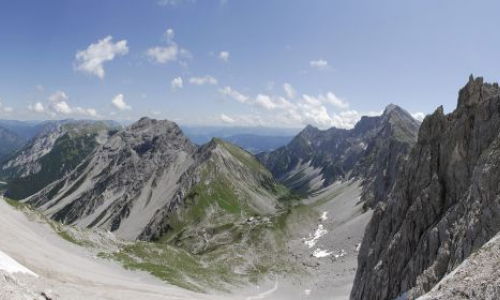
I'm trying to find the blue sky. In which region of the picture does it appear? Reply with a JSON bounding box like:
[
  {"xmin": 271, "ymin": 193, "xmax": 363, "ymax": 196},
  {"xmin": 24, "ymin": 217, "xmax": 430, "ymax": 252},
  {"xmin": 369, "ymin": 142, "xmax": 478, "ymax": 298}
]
[{"xmin": 0, "ymin": 0, "xmax": 499, "ymax": 128}]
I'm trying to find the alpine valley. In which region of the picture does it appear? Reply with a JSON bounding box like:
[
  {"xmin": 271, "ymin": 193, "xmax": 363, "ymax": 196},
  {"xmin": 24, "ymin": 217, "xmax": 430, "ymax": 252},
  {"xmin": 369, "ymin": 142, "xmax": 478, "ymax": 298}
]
[{"xmin": 1, "ymin": 77, "xmax": 500, "ymax": 300}]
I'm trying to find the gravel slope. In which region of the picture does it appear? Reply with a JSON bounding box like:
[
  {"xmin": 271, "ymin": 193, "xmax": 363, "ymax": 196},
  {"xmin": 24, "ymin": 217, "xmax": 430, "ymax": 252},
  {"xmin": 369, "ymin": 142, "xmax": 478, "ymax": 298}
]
[{"xmin": 0, "ymin": 197, "xmax": 231, "ymax": 300}]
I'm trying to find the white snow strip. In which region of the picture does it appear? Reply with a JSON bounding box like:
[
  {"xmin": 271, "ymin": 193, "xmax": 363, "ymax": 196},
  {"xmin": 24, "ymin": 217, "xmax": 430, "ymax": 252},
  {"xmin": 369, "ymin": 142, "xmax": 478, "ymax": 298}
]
[
  {"xmin": 0, "ymin": 181, "xmax": 7, "ymax": 185},
  {"xmin": 313, "ymin": 248, "xmax": 333, "ymax": 258},
  {"xmin": 304, "ymin": 289, "xmax": 311, "ymax": 296},
  {"xmin": 303, "ymin": 224, "xmax": 328, "ymax": 248},
  {"xmin": 0, "ymin": 250, "xmax": 38, "ymax": 277},
  {"xmin": 320, "ymin": 211, "xmax": 328, "ymax": 221}
]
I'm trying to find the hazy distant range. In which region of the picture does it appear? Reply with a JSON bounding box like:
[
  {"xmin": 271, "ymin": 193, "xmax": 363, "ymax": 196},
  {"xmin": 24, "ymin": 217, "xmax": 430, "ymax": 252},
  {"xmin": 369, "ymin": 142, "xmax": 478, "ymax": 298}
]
[{"xmin": 181, "ymin": 126, "xmax": 299, "ymax": 154}]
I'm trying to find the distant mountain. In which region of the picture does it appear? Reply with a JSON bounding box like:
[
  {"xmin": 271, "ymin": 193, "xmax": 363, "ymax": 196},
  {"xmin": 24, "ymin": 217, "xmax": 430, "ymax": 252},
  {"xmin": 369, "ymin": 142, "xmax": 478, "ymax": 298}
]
[
  {"xmin": 0, "ymin": 120, "xmax": 46, "ymax": 141},
  {"xmin": 258, "ymin": 104, "xmax": 420, "ymax": 208},
  {"xmin": 27, "ymin": 118, "xmax": 287, "ymax": 250},
  {"xmin": 352, "ymin": 76, "xmax": 500, "ymax": 300},
  {"xmin": 0, "ymin": 125, "xmax": 24, "ymax": 160},
  {"xmin": 1, "ymin": 120, "xmax": 120, "ymax": 199},
  {"xmin": 182, "ymin": 125, "xmax": 299, "ymax": 152},
  {"xmin": 221, "ymin": 134, "xmax": 293, "ymax": 154}
]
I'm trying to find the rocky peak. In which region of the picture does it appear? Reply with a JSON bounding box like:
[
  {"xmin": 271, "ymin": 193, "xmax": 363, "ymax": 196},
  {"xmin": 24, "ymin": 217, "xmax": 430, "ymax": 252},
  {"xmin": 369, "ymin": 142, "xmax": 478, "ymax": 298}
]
[
  {"xmin": 129, "ymin": 117, "xmax": 182, "ymax": 136},
  {"xmin": 382, "ymin": 103, "xmax": 399, "ymax": 115},
  {"xmin": 381, "ymin": 103, "xmax": 417, "ymax": 123},
  {"xmin": 458, "ymin": 75, "xmax": 500, "ymax": 108}
]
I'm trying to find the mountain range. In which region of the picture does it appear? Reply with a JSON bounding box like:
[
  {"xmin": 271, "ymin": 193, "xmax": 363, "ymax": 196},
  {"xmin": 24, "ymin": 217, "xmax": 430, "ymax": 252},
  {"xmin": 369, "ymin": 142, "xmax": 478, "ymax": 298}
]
[{"xmin": 3, "ymin": 77, "xmax": 500, "ymax": 300}]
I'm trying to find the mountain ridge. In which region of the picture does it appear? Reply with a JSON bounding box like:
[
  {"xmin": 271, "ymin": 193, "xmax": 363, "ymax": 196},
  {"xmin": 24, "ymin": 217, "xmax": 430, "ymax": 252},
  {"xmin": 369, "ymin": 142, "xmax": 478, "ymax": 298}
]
[
  {"xmin": 258, "ymin": 104, "xmax": 420, "ymax": 208},
  {"xmin": 26, "ymin": 117, "xmax": 287, "ymax": 246}
]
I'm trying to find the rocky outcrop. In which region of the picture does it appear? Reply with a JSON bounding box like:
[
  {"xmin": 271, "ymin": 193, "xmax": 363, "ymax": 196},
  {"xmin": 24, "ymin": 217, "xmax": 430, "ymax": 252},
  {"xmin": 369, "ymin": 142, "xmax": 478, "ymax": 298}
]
[
  {"xmin": 352, "ymin": 76, "xmax": 500, "ymax": 300},
  {"xmin": 258, "ymin": 104, "xmax": 420, "ymax": 208},
  {"xmin": 418, "ymin": 231, "xmax": 500, "ymax": 300},
  {"xmin": 26, "ymin": 118, "xmax": 285, "ymax": 243}
]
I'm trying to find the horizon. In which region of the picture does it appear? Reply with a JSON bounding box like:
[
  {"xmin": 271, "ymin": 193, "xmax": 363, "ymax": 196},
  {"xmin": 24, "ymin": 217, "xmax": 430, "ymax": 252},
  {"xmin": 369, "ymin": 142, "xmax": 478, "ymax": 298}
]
[
  {"xmin": 0, "ymin": 102, "xmax": 418, "ymax": 133},
  {"xmin": 1, "ymin": 1, "xmax": 500, "ymax": 129}
]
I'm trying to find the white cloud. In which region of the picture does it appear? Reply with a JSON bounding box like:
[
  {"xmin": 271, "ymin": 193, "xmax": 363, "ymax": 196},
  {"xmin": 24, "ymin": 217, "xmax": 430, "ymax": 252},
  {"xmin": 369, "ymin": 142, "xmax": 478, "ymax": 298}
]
[
  {"xmin": 220, "ymin": 114, "xmax": 235, "ymax": 124},
  {"xmin": 49, "ymin": 90, "xmax": 68, "ymax": 103},
  {"xmin": 219, "ymin": 51, "xmax": 230, "ymax": 62},
  {"xmin": 164, "ymin": 28, "xmax": 175, "ymax": 41},
  {"xmin": 189, "ymin": 75, "xmax": 218, "ymax": 85},
  {"xmin": 158, "ymin": 0, "xmax": 194, "ymax": 6},
  {"xmin": 52, "ymin": 101, "xmax": 73, "ymax": 115},
  {"xmin": 38, "ymin": 91, "xmax": 98, "ymax": 117},
  {"xmin": 0, "ymin": 98, "xmax": 13, "ymax": 114},
  {"xmin": 219, "ymin": 86, "xmax": 249, "ymax": 103},
  {"xmin": 111, "ymin": 94, "xmax": 131, "ymax": 111},
  {"xmin": 310, "ymin": 59, "xmax": 329, "ymax": 70},
  {"xmin": 147, "ymin": 29, "xmax": 191, "ymax": 65},
  {"xmin": 214, "ymin": 85, "xmax": 380, "ymax": 129},
  {"xmin": 302, "ymin": 92, "xmax": 349, "ymax": 109},
  {"xmin": 171, "ymin": 77, "xmax": 183, "ymax": 90},
  {"xmin": 412, "ymin": 112, "xmax": 426, "ymax": 121},
  {"xmin": 283, "ymin": 83, "xmax": 296, "ymax": 99},
  {"xmin": 147, "ymin": 45, "xmax": 178, "ymax": 64},
  {"xmin": 75, "ymin": 36, "xmax": 129, "ymax": 79},
  {"xmin": 75, "ymin": 107, "xmax": 98, "ymax": 117},
  {"xmin": 255, "ymin": 94, "xmax": 293, "ymax": 111},
  {"xmin": 48, "ymin": 91, "xmax": 72, "ymax": 114}
]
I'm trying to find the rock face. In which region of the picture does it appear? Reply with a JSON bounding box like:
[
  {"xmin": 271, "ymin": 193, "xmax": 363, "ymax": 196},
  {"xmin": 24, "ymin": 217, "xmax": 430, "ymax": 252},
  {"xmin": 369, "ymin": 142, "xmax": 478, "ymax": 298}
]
[
  {"xmin": 1, "ymin": 120, "xmax": 119, "ymax": 199},
  {"xmin": 27, "ymin": 118, "xmax": 285, "ymax": 243},
  {"xmin": 258, "ymin": 104, "xmax": 420, "ymax": 208},
  {"xmin": 352, "ymin": 76, "xmax": 500, "ymax": 300}
]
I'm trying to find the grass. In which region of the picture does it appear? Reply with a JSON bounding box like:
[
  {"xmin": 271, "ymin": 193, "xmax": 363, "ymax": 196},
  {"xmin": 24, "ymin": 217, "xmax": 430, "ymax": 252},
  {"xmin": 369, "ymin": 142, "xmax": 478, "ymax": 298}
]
[
  {"xmin": 3, "ymin": 196, "xmax": 27, "ymax": 210},
  {"xmin": 101, "ymin": 241, "xmax": 241, "ymax": 292}
]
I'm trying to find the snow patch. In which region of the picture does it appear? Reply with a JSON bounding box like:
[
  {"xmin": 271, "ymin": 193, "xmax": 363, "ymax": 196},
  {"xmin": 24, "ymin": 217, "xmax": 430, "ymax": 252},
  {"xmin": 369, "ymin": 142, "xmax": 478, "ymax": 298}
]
[
  {"xmin": 0, "ymin": 250, "xmax": 38, "ymax": 277},
  {"xmin": 304, "ymin": 289, "xmax": 311, "ymax": 296},
  {"xmin": 303, "ymin": 224, "xmax": 328, "ymax": 248},
  {"xmin": 320, "ymin": 211, "xmax": 328, "ymax": 221},
  {"xmin": 333, "ymin": 249, "xmax": 347, "ymax": 259},
  {"xmin": 313, "ymin": 248, "xmax": 333, "ymax": 258}
]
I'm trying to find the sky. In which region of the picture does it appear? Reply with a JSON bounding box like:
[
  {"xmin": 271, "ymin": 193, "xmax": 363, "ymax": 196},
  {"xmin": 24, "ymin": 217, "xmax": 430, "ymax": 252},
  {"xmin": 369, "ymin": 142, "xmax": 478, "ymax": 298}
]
[{"xmin": 0, "ymin": 0, "xmax": 499, "ymax": 129}]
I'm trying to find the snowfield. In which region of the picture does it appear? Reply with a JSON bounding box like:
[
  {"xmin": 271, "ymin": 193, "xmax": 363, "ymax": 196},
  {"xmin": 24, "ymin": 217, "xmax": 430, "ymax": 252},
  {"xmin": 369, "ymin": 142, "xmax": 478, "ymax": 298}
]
[{"xmin": 0, "ymin": 250, "xmax": 38, "ymax": 277}]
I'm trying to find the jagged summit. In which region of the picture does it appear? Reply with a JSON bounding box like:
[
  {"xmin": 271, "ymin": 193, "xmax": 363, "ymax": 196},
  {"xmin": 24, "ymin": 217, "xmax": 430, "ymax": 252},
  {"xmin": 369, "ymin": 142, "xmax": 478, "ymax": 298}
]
[{"xmin": 457, "ymin": 75, "xmax": 500, "ymax": 108}]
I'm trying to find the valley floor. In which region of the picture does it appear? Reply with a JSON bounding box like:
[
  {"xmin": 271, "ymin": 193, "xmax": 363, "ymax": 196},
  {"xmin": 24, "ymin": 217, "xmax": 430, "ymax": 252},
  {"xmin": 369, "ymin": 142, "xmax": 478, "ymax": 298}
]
[{"xmin": 238, "ymin": 180, "xmax": 372, "ymax": 300}]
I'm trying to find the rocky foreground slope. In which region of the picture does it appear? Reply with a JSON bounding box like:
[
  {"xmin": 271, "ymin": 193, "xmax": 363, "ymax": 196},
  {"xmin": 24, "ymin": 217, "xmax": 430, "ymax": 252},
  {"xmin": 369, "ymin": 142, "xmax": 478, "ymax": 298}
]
[
  {"xmin": 418, "ymin": 231, "xmax": 500, "ymax": 300},
  {"xmin": 352, "ymin": 76, "xmax": 500, "ymax": 300},
  {"xmin": 258, "ymin": 104, "xmax": 420, "ymax": 208},
  {"xmin": 27, "ymin": 118, "xmax": 286, "ymax": 244}
]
